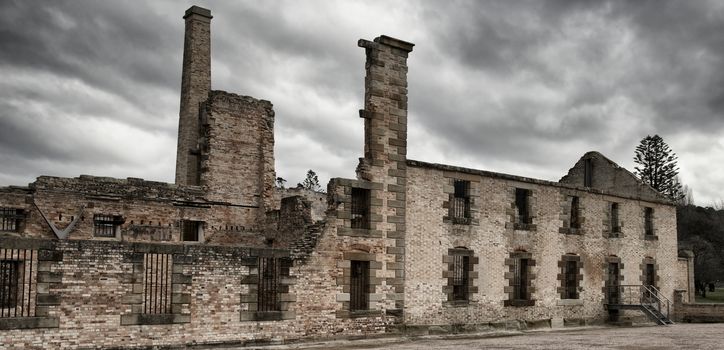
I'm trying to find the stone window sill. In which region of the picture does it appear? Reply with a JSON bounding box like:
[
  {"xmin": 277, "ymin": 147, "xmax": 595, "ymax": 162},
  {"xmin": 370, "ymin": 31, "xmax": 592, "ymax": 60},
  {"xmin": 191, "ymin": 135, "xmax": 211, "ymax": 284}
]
[
  {"xmin": 337, "ymin": 227, "xmax": 383, "ymax": 238},
  {"xmin": 444, "ymin": 300, "xmax": 475, "ymax": 307},
  {"xmin": 0, "ymin": 317, "xmax": 59, "ymax": 330},
  {"xmin": 336, "ymin": 309, "xmax": 384, "ymax": 318},
  {"xmin": 514, "ymin": 223, "xmax": 536, "ymax": 231},
  {"xmin": 120, "ymin": 313, "xmax": 190, "ymax": 326},
  {"xmin": 559, "ymin": 227, "xmax": 582, "ymax": 235},
  {"xmin": 504, "ymin": 299, "xmax": 535, "ymax": 307},
  {"xmin": 557, "ymin": 299, "xmax": 584, "ymax": 306}
]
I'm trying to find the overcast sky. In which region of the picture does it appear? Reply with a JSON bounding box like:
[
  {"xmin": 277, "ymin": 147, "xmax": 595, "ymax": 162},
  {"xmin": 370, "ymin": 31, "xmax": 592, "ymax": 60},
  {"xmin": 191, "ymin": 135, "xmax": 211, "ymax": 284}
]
[{"xmin": 2, "ymin": 0, "xmax": 723, "ymax": 205}]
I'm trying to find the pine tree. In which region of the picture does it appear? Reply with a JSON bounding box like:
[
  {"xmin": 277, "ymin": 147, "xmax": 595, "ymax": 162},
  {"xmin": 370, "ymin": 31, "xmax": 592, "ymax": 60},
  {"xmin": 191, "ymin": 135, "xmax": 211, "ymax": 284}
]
[
  {"xmin": 297, "ymin": 169, "xmax": 321, "ymax": 192},
  {"xmin": 633, "ymin": 135, "xmax": 683, "ymax": 201}
]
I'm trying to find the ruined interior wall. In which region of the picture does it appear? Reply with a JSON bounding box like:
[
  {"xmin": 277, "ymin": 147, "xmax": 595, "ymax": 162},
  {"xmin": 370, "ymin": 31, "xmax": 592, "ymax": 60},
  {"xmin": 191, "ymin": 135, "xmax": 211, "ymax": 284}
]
[
  {"xmin": 404, "ymin": 164, "xmax": 678, "ymax": 327},
  {"xmin": 559, "ymin": 152, "xmax": 666, "ymax": 203},
  {"xmin": 199, "ymin": 91, "xmax": 275, "ymax": 232},
  {"xmin": 1, "ymin": 176, "xmax": 267, "ymax": 246}
]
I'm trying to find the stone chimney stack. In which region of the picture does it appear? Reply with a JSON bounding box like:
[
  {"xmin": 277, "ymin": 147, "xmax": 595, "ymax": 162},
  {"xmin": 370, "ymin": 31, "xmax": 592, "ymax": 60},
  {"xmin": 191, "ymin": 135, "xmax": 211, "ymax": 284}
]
[
  {"xmin": 356, "ymin": 36, "xmax": 414, "ymax": 182},
  {"xmin": 175, "ymin": 6, "xmax": 212, "ymax": 185}
]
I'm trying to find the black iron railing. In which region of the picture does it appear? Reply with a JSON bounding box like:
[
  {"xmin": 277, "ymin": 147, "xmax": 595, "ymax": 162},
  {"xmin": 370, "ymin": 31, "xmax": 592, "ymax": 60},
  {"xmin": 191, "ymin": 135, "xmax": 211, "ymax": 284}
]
[
  {"xmin": 0, "ymin": 249, "xmax": 36, "ymax": 318},
  {"xmin": 606, "ymin": 284, "xmax": 671, "ymax": 323}
]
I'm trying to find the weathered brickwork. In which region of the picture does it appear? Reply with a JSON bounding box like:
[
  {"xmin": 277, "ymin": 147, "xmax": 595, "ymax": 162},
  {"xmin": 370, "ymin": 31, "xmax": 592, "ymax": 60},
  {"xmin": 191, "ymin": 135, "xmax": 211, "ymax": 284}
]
[
  {"xmin": 176, "ymin": 6, "xmax": 212, "ymax": 186},
  {"xmin": 403, "ymin": 160, "xmax": 678, "ymax": 328},
  {"xmin": 0, "ymin": 5, "xmax": 683, "ymax": 348}
]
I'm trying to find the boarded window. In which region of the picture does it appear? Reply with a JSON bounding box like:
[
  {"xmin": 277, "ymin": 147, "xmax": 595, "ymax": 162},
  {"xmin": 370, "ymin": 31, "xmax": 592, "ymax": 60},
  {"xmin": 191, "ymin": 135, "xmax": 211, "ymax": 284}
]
[
  {"xmin": 610, "ymin": 203, "xmax": 620, "ymax": 236},
  {"xmin": 350, "ymin": 188, "xmax": 370, "ymax": 229},
  {"xmin": 583, "ymin": 158, "xmax": 593, "ymax": 187},
  {"xmin": 450, "ymin": 180, "xmax": 471, "ymax": 224},
  {"xmin": 564, "ymin": 260, "xmax": 579, "ymax": 299},
  {"xmin": 257, "ymin": 257, "xmax": 291, "ymax": 312},
  {"xmin": 512, "ymin": 258, "xmax": 529, "ymax": 301},
  {"xmin": 0, "ymin": 208, "xmax": 23, "ymax": 232},
  {"xmin": 644, "ymin": 207, "xmax": 654, "ymax": 236},
  {"xmin": 143, "ymin": 253, "xmax": 172, "ymax": 314},
  {"xmin": 349, "ymin": 260, "xmax": 369, "ymax": 311},
  {"xmin": 93, "ymin": 214, "xmax": 123, "ymax": 237},
  {"xmin": 569, "ymin": 196, "xmax": 580, "ymax": 229},
  {"xmin": 451, "ymin": 254, "xmax": 470, "ymax": 301},
  {"xmin": 181, "ymin": 220, "xmax": 201, "ymax": 241},
  {"xmin": 515, "ymin": 188, "xmax": 531, "ymax": 224}
]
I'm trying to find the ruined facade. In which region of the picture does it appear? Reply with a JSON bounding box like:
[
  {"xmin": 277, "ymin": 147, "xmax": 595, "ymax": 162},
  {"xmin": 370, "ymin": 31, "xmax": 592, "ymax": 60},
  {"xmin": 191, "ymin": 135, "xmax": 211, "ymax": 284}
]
[{"xmin": 0, "ymin": 6, "xmax": 688, "ymax": 349}]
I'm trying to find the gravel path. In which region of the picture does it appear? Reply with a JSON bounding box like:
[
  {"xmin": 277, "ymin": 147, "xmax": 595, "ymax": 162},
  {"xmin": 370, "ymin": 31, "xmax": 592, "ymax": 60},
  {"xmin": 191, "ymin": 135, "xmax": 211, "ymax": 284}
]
[{"xmin": 242, "ymin": 324, "xmax": 724, "ymax": 350}]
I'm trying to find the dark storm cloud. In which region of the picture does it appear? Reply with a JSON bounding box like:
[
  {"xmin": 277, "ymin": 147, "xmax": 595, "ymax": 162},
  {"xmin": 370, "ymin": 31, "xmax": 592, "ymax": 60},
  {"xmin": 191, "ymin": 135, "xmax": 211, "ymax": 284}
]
[{"xmin": 2, "ymin": 0, "xmax": 723, "ymax": 203}]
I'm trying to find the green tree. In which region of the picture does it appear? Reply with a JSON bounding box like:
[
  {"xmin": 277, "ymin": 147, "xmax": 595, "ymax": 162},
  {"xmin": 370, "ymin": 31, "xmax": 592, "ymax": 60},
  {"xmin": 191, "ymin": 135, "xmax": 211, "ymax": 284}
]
[
  {"xmin": 275, "ymin": 177, "xmax": 287, "ymax": 189},
  {"xmin": 633, "ymin": 135, "xmax": 683, "ymax": 201},
  {"xmin": 297, "ymin": 169, "xmax": 321, "ymax": 192}
]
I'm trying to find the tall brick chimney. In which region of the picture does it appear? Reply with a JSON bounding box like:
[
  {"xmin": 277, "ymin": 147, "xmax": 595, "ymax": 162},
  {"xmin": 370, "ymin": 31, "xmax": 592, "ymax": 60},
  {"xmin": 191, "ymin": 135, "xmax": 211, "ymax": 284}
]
[{"xmin": 175, "ymin": 6, "xmax": 212, "ymax": 185}]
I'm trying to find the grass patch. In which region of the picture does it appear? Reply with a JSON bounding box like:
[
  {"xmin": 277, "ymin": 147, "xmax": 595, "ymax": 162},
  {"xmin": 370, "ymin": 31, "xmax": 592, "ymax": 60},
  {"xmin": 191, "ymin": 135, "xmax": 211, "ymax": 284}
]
[{"xmin": 695, "ymin": 289, "xmax": 724, "ymax": 303}]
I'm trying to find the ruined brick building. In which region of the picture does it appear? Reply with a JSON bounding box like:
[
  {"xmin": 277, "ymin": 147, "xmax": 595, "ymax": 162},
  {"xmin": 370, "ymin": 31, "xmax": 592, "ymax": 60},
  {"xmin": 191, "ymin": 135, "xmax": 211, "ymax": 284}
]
[{"xmin": 0, "ymin": 6, "xmax": 693, "ymax": 349}]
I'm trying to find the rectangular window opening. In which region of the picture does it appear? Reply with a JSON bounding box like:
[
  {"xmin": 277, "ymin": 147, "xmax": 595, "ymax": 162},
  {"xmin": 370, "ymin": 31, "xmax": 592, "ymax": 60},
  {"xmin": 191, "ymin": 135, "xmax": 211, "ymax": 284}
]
[
  {"xmin": 143, "ymin": 253, "xmax": 173, "ymax": 315},
  {"xmin": 645, "ymin": 263, "xmax": 656, "ymax": 288},
  {"xmin": 452, "ymin": 254, "xmax": 470, "ymax": 301},
  {"xmin": 610, "ymin": 203, "xmax": 620, "ymax": 236},
  {"xmin": 564, "ymin": 260, "xmax": 579, "ymax": 299},
  {"xmin": 0, "ymin": 208, "xmax": 24, "ymax": 232},
  {"xmin": 584, "ymin": 158, "xmax": 593, "ymax": 187},
  {"xmin": 258, "ymin": 257, "xmax": 279, "ymax": 312},
  {"xmin": 513, "ymin": 258, "xmax": 529, "ymax": 301},
  {"xmin": 349, "ymin": 260, "xmax": 369, "ymax": 311},
  {"xmin": 0, "ymin": 249, "xmax": 36, "ymax": 318},
  {"xmin": 515, "ymin": 189, "xmax": 531, "ymax": 225},
  {"xmin": 644, "ymin": 207, "xmax": 654, "ymax": 237},
  {"xmin": 350, "ymin": 188, "xmax": 371, "ymax": 230},
  {"xmin": 451, "ymin": 180, "xmax": 471, "ymax": 224},
  {"xmin": 93, "ymin": 214, "xmax": 123, "ymax": 237},
  {"xmin": 181, "ymin": 220, "xmax": 201, "ymax": 241},
  {"xmin": 569, "ymin": 196, "xmax": 580, "ymax": 230}
]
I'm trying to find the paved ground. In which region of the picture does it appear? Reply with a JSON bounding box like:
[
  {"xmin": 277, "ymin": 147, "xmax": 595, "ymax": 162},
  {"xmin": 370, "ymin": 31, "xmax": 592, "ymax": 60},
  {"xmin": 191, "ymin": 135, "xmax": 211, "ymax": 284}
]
[{"xmin": 244, "ymin": 324, "xmax": 724, "ymax": 350}]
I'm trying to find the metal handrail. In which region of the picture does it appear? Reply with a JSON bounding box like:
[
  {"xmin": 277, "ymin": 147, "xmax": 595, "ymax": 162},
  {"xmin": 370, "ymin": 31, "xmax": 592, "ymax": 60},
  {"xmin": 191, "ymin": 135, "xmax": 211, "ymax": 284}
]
[{"xmin": 606, "ymin": 284, "xmax": 670, "ymax": 321}]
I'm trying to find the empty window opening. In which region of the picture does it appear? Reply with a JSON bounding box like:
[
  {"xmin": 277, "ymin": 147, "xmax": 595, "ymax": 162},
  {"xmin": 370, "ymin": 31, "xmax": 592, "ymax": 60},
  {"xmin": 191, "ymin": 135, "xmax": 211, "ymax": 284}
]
[
  {"xmin": 143, "ymin": 253, "xmax": 172, "ymax": 314},
  {"xmin": 0, "ymin": 260, "xmax": 19, "ymax": 310},
  {"xmin": 569, "ymin": 196, "xmax": 580, "ymax": 229},
  {"xmin": 258, "ymin": 257, "xmax": 289, "ymax": 312},
  {"xmin": 644, "ymin": 207, "xmax": 654, "ymax": 236},
  {"xmin": 515, "ymin": 188, "xmax": 531, "ymax": 224},
  {"xmin": 610, "ymin": 203, "xmax": 620, "ymax": 236},
  {"xmin": 451, "ymin": 180, "xmax": 471, "ymax": 224},
  {"xmin": 513, "ymin": 258, "xmax": 529, "ymax": 301},
  {"xmin": 349, "ymin": 260, "xmax": 369, "ymax": 311},
  {"xmin": 564, "ymin": 260, "xmax": 579, "ymax": 299},
  {"xmin": 350, "ymin": 188, "xmax": 371, "ymax": 230},
  {"xmin": 451, "ymin": 254, "xmax": 470, "ymax": 301},
  {"xmin": 93, "ymin": 214, "xmax": 123, "ymax": 237},
  {"xmin": 584, "ymin": 158, "xmax": 593, "ymax": 187},
  {"xmin": 645, "ymin": 263, "xmax": 656, "ymax": 288},
  {"xmin": 0, "ymin": 208, "xmax": 24, "ymax": 232},
  {"xmin": 0, "ymin": 249, "xmax": 36, "ymax": 318},
  {"xmin": 181, "ymin": 220, "xmax": 201, "ymax": 241}
]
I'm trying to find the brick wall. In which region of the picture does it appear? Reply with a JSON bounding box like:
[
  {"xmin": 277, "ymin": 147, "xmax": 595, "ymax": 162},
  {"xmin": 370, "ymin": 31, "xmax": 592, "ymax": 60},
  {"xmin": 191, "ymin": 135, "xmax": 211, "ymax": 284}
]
[{"xmin": 403, "ymin": 161, "xmax": 678, "ymax": 327}]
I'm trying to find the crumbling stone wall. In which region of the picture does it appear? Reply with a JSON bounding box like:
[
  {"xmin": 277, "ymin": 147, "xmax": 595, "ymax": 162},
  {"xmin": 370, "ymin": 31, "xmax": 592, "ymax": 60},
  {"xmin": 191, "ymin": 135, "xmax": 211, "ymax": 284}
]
[
  {"xmin": 0, "ymin": 175, "xmax": 277, "ymax": 246},
  {"xmin": 560, "ymin": 151, "xmax": 667, "ymax": 203},
  {"xmin": 200, "ymin": 91, "xmax": 276, "ymax": 219}
]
